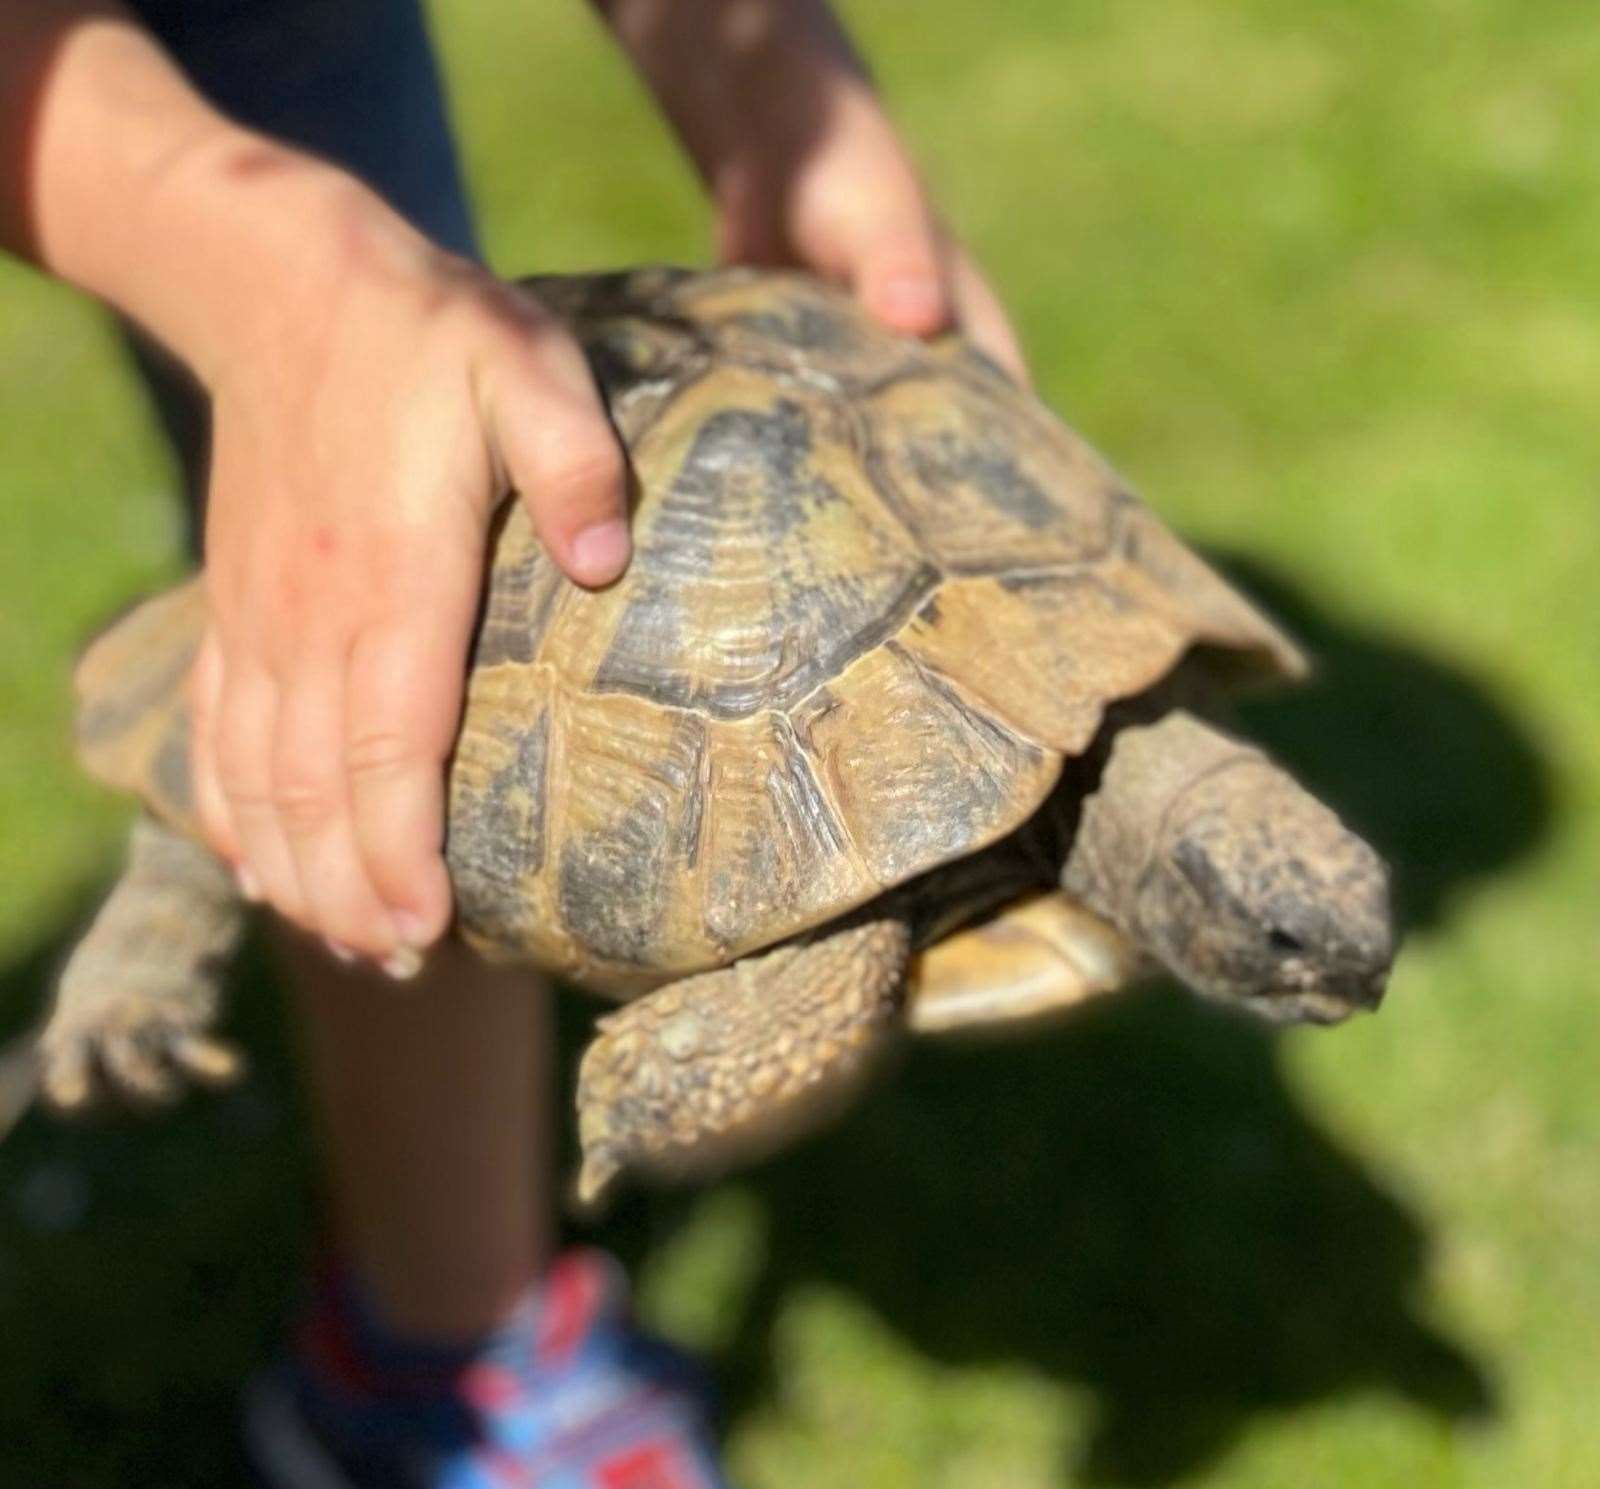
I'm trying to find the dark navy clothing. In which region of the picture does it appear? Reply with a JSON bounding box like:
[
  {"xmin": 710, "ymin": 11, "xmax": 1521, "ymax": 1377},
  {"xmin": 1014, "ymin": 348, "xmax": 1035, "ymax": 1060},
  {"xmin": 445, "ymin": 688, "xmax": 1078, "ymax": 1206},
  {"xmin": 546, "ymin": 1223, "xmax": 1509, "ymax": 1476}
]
[{"xmin": 125, "ymin": 0, "xmax": 478, "ymax": 255}]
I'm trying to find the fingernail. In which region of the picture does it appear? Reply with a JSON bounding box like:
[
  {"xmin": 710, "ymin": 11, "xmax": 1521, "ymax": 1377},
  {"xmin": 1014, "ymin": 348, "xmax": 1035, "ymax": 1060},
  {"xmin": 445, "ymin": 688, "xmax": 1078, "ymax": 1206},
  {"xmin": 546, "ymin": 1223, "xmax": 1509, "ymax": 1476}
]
[
  {"xmin": 569, "ymin": 519, "xmax": 631, "ymax": 586},
  {"xmin": 383, "ymin": 945, "xmax": 424, "ymax": 982},
  {"xmin": 875, "ymin": 276, "xmax": 944, "ymax": 332},
  {"xmin": 324, "ymin": 939, "xmax": 357, "ymax": 966},
  {"xmin": 236, "ymin": 866, "xmax": 262, "ymax": 902},
  {"xmin": 392, "ymin": 911, "xmax": 431, "ymax": 946}
]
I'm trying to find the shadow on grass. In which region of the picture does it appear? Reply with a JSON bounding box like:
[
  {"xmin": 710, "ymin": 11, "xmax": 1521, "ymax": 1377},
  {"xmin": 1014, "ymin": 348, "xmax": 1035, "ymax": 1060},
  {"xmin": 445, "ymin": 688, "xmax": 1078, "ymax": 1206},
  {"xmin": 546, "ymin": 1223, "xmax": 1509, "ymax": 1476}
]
[
  {"xmin": 0, "ymin": 558, "xmax": 1545, "ymax": 1486},
  {"xmin": 0, "ymin": 927, "xmax": 308, "ymax": 1488},
  {"xmin": 617, "ymin": 992, "xmax": 1496, "ymax": 1484}
]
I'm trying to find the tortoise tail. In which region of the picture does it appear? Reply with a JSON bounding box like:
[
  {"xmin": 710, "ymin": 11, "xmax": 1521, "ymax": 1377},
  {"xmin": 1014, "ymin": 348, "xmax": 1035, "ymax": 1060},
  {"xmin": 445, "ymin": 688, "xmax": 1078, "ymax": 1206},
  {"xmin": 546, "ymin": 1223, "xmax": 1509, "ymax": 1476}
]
[{"xmin": 73, "ymin": 580, "xmax": 206, "ymax": 833}]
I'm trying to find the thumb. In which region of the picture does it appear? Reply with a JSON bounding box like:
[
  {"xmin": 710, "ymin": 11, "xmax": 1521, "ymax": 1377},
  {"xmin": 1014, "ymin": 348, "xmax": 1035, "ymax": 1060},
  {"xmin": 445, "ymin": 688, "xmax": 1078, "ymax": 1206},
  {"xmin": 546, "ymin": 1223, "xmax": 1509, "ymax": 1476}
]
[
  {"xmin": 483, "ymin": 333, "xmax": 632, "ymax": 589},
  {"xmin": 843, "ymin": 214, "xmax": 952, "ymax": 339}
]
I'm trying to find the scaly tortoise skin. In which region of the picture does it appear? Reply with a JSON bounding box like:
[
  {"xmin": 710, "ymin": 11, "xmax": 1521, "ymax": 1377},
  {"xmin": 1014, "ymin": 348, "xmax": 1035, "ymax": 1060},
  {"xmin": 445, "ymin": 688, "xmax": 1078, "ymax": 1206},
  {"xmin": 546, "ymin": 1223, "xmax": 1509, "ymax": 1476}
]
[{"xmin": 39, "ymin": 267, "xmax": 1395, "ymax": 1206}]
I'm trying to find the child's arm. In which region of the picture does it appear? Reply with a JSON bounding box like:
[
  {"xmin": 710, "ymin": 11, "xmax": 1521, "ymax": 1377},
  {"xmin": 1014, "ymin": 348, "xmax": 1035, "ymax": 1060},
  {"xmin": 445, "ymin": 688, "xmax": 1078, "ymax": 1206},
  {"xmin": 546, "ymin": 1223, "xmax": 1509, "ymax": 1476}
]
[
  {"xmin": 595, "ymin": 0, "xmax": 1026, "ymax": 381},
  {"xmin": 1, "ymin": 3, "xmax": 631, "ymax": 969}
]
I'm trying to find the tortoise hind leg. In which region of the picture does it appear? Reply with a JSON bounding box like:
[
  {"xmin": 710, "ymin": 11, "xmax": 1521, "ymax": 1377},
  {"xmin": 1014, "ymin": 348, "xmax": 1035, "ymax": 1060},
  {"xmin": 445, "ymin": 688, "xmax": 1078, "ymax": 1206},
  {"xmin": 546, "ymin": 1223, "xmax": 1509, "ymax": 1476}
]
[
  {"xmin": 574, "ymin": 920, "xmax": 910, "ymax": 1209},
  {"xmin": 905, "ymin": 892, "xmax": 1145, "ymax": 1036},
  {"xmin": 40, "ymin": 814, "xmax": 244, "ymax": 1111}
]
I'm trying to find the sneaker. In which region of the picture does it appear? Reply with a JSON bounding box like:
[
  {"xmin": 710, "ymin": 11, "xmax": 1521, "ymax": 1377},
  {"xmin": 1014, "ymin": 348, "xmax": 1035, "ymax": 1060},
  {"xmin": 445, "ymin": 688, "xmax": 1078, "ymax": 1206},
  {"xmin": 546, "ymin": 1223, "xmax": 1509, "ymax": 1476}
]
[{"xmin": 243, "ymin": 1248, "xmax": 729, "ymax": 1489}]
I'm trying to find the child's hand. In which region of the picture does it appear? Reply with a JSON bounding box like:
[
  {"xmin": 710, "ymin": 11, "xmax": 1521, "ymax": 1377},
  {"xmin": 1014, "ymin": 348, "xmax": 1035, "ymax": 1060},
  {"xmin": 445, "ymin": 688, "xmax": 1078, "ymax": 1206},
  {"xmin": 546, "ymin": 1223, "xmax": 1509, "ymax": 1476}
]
[
  {"xmin": 599, "ymin": 0, "xmax": 1027, "ymax": 382},
  {"xmin": 718, "ymin": 93, "xmax": 1026, "ymax": 384},
  {"xmin": 709, "ymin": 57, "xmax": 1026, "ymax": 384},
  {"xmin": 9, "ymin": 21, "xmax": 630, "ymax": 970},
  {"xmin": 185, "ymin": 183, "xmax": 629, "ymax": 971}
]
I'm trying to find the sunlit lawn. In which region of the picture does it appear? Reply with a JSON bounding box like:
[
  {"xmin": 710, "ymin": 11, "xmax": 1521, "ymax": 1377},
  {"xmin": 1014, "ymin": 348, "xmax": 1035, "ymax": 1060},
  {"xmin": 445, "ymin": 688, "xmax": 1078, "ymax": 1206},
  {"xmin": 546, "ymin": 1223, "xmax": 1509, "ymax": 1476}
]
[{"xmin": 2, "ymin": 1, "xmax": 1596, "ymax": 1484}]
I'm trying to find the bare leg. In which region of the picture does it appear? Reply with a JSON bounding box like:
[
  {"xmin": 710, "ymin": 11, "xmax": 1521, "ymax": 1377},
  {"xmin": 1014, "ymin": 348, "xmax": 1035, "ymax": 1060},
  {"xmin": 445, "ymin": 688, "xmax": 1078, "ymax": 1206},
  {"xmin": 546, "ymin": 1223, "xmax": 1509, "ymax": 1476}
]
[{"xmin": 284, "ymin": 935, "xmax": 554, "ymax": 1341}]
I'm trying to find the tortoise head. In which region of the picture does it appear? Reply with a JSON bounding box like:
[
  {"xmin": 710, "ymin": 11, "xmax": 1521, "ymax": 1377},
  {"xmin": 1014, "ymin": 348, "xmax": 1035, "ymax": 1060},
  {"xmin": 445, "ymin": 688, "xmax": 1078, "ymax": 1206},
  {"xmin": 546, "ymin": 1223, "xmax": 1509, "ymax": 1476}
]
[
  {"xmin": 1063, "ymin": 711, "xmax": 1396, "ymax": 1025},
  {"xmin": 1139, "ymin": 757, "xmax": 1396, "ymax": 1024}
]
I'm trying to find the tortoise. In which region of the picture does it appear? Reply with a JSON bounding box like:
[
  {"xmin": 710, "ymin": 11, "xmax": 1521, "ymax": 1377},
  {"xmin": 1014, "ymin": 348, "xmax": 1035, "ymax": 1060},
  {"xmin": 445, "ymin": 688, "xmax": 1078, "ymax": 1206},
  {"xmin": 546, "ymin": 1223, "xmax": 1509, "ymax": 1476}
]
[{"xmin": 28, "ymin": 266, "xmax": 1395, "ymax": 1207}]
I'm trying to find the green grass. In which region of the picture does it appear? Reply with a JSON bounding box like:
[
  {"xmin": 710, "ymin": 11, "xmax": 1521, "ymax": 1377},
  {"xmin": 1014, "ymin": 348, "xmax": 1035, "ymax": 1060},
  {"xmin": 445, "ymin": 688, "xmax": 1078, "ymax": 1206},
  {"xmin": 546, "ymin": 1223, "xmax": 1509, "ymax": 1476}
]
[{"xmin": 2, "ymin": 0, "xmax": 1597, "ymax": 1483}]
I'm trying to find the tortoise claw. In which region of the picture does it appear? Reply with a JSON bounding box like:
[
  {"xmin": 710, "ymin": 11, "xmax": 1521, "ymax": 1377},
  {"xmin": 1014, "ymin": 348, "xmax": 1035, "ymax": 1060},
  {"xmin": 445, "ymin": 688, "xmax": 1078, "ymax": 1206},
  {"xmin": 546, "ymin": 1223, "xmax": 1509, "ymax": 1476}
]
[{"xmin": 171, "ymin": 1034, "xmax": 243, "ymax": 1088}]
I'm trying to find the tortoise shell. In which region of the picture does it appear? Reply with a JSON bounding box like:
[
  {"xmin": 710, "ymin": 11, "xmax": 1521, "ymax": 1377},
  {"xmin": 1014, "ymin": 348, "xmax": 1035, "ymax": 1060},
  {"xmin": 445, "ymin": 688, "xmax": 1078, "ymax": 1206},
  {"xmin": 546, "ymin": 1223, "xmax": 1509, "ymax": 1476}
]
[
  {"xmin": 73, "ymin": 267, "xmax": 1302, "ymax": 994},
  {"xmin": 446, "ymin": 269, "xmax": 1301, "ymax": 987}
]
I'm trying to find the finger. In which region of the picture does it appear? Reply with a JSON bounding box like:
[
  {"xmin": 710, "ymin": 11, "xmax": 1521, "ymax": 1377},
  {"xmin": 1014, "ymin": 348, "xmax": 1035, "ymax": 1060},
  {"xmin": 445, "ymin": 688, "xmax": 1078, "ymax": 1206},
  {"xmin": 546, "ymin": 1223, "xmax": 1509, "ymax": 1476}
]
[
  {"xmin": 345, "ymin": 609, "xmax": 464, "ymax": 957},
  {"xmin": 187, "ymin": 628, "xmax": 240, "ymax": 866},
  {"xmin": 483, "ymin": 321, "xmax": 632, "ymax": 588},
  {"xmin": 273, "ymin": 651, "xmax": 398, "ymax": 960},
  {"xmin": 215, "ymin": 661, "xmax": 302, "ymax": 919},
  {"xmin": 812, "ymin": 162, "xmax": 952, "ymax": 338},
  {"xmin": 848, "ymin": 218, "xmax": 952, "ymax": 339},
  {"xmin": 949, "ymin": 249, "xmax": 1030, "ymax": 387}
]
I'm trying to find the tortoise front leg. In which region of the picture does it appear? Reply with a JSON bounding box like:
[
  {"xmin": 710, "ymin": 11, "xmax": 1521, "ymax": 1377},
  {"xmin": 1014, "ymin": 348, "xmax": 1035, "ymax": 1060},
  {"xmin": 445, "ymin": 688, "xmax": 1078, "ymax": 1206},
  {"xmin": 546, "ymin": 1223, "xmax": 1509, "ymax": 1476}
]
[
  {"xmin": 574, "ymin": 920, "xmax": 910, "ymax": 1208},
  {"xmin": 40, "ymin": 814, "xmax": 244, "ymax": 1111},
  {"xmin": 904, "ymin": 892, "xmax": 1146, "ymax": 1035}
]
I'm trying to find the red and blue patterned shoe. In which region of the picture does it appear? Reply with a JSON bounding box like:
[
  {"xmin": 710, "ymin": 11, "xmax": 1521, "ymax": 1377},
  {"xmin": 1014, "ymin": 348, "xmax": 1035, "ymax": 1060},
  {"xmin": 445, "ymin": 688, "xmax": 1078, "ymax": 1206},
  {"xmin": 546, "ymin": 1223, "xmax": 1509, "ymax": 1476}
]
[{"xmin": 243, "ymin": 1248, "xmax": 729, "ymax": 1489}]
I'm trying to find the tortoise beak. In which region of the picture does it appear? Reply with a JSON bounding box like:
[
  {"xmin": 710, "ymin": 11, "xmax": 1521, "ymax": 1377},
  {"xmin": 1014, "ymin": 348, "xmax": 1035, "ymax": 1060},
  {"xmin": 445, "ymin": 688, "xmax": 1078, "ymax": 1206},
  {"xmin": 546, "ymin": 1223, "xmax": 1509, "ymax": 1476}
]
[{"xmin": 1262, "ymin": 967, "xmax": 1389, "ymax": 1026}]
